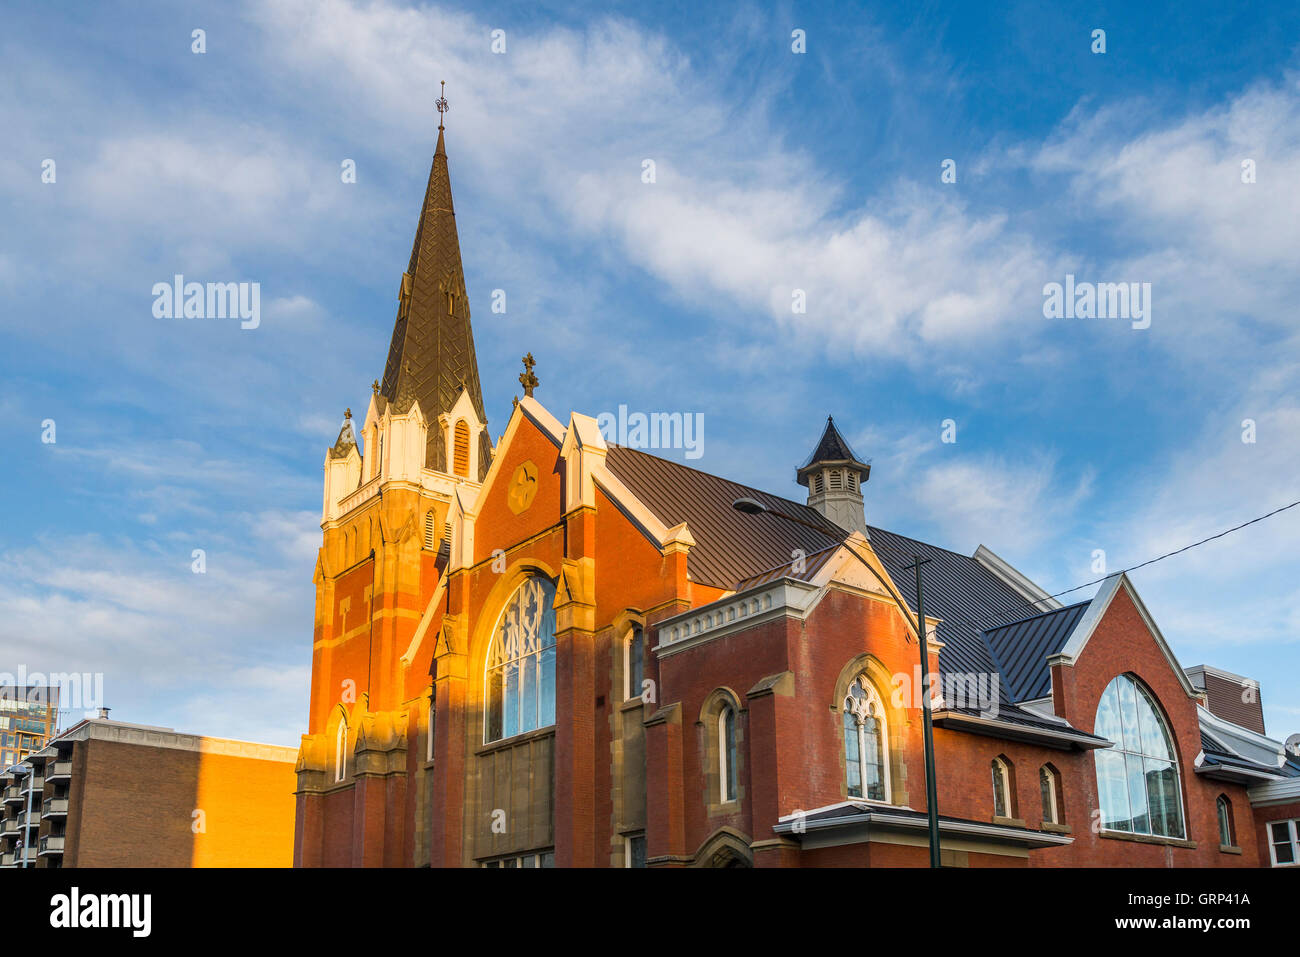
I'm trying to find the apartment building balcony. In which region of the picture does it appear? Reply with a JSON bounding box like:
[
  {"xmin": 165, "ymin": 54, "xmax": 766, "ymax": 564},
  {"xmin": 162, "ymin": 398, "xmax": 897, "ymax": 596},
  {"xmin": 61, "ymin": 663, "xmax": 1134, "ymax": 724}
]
[
  {"xmin": 1, "ymin": 846, "xmax": 37, "ymax": 866},
  {"xmin": 0, "ymin": 817, "xmax": 19, "ymax": 836},
  {"xmin": 20, "ymin": 776, "xmax": 43, "ymax": 795},
  {"xmin": 42, "ymin": 798, "xmax": 68, "ymax": 817},
  {"xmin": 45, "ymin": 761, "xmax": 71, "ymax": 782},
  {"xmin": 2, "ymin": 785, "xmax": 23, "ymax": 805},
  {"xmin": 38, "ymin": 835, "xmax": 64, "ymax": 856}
]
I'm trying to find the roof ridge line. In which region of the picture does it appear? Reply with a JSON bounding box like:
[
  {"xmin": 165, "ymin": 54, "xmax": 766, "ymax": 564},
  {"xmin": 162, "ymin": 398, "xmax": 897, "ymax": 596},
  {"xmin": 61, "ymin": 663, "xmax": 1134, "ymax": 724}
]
[
  {"xmin": 607, "ymin": 444, "xmax": 845, "ymax": 531},
  {"xmin": 981, "ymin": 599, "xmax": 1091, "ymax": 634}
]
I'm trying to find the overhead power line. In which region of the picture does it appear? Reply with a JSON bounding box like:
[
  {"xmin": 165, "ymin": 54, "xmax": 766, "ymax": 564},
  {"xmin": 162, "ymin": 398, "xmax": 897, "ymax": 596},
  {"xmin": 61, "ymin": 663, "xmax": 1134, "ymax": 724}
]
[{"xmin": 988, "ymin": 496, "xmax": 1300, "ymax": 624}]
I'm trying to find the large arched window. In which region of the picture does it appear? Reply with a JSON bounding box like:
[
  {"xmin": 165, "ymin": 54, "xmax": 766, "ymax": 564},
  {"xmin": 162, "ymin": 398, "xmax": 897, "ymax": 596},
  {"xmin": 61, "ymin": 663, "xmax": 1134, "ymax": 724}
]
[
  {"xmin": 842, "ymin": 675, "xmax": 889, "ymax": 801},
  {"xmin": 334, "ymin": 719, "xmax": 348, "ymax": 783},
  {"xmin": 1093, "ymin": 674, "xmax": 1185, "ymax": 838},
  {"xmin": 485, "ymin": 576, "xmax": 557, "ymax": 742}
]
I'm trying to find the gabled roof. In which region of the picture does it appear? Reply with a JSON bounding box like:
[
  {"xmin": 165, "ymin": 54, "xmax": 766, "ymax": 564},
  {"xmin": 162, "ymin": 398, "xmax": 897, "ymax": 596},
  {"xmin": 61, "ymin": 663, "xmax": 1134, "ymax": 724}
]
[
  {"xmin": 604, "ymin": 445, "xmax": 847, "ymax": 589},
  {"xmin": 602, "ymin": 444, "xmax": 1095, "ymax": 740},
  {"xmin": 378, "ymin": 129, "xmax": 492, "ymax": 479},
  {"xmin": 982, "ymin": 602, "xmax": 1090, "ymax": 702}
]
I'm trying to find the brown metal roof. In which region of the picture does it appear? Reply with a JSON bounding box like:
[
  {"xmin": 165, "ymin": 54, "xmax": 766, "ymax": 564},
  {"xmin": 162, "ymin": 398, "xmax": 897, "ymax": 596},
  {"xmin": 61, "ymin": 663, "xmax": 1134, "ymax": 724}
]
[
  {"xmin": 604, "ymin": 445, "xmax": 846, "ymax": 589},
  {"xmin": 603, "ymin": 444, "xmax": 1097, "ymax": 738}
]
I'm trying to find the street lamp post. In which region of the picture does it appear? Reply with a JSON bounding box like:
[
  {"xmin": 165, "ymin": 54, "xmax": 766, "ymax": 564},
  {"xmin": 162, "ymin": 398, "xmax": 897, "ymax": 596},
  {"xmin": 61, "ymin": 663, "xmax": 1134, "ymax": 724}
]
[{"xmin": 731, "ymin": 497, "xmax": 943, "ymax": 867}]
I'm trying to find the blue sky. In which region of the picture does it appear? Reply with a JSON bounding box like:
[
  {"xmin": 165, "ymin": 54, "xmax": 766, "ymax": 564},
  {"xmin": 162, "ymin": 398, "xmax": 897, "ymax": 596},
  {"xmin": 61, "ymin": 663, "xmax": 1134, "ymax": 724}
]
[{"xmin": 1, "ymin": 0, "xmax": 1297, "ymax": 745}]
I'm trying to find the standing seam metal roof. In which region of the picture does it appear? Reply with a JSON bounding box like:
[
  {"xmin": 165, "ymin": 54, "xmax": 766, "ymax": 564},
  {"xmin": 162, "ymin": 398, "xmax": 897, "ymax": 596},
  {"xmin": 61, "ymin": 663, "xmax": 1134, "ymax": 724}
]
[{"xmin": 603, "ymin": 446, "xmax": 1085, "ymax": 731}]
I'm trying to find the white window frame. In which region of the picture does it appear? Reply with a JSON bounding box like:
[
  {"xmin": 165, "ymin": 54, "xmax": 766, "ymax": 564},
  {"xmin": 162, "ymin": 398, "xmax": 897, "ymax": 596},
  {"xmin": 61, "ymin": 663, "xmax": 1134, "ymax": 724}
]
[
  {"xmin": 623, "ymin": 626, "xmax": 644, "ymax": 702},
  {"xmin": 992, "ymin": 757, "xmax": 1013, "ymax": 818},
  {"xmin": 334, "ymin": 720, "xmax": 347, "ymax": 783},
  {"xmin": 1040, "ymin": 765, "xmax": 1059, "ymax": 824},
  {"xmin": 623, "ymin": 833, "xmax": 646, "ymax": 868},
  {"xmin": 1216, "ymin": 795, "xmax": 1233, "ymax": 847},
  {"xmin": 1267, "ymin": 818, "xmax": 1300, "ymax": 867},
  {"xmin": 719, "ymin": 706, "xmax": 737, "ymax": 803},
  {"xmin": 842, "ymin": 676, "xmax": 891, "ymax": 804}
]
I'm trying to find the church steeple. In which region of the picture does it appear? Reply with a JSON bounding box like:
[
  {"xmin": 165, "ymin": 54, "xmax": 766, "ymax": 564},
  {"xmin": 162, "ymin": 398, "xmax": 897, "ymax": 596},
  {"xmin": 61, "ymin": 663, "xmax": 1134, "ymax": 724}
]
[{"xmin": 378, "ymin": 100, "xmax": 492, "ymax": 480}]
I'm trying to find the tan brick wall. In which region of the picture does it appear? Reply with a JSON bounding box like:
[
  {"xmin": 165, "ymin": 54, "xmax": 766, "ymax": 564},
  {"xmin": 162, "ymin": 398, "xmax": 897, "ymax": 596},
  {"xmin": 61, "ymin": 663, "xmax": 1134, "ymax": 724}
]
[{"xmin": 69, "ymin": 738, "xmax": 295, "ymax": 867}]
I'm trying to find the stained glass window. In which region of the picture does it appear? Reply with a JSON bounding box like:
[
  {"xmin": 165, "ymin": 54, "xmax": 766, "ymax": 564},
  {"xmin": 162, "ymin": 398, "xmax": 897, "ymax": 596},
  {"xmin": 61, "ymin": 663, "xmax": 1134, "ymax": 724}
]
[{"xmin": 486, "ymin": 577, "xmax": 557, "ymax": 742}]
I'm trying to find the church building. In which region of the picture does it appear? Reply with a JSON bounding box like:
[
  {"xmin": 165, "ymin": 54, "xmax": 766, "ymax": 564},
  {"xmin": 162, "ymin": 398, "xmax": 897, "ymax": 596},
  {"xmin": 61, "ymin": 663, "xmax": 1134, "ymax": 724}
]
[{"xmin": 292, "ymin": 115, "xmax": 1300, "ymax": 869}]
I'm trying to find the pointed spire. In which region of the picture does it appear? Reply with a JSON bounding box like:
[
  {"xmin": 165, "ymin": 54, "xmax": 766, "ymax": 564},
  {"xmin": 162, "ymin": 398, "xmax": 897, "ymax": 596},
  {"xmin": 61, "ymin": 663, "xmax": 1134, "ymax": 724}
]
[
  {"xmin": 330, "ymin": 409, "xmax": 358, "ymax": 459},
  {"xmin": 799, "ymin": 416, "xmax": 867, "ymax": 472},
  {"xmin": 377, "ymin": 91, "xmax": 492, "ymax": 479}
]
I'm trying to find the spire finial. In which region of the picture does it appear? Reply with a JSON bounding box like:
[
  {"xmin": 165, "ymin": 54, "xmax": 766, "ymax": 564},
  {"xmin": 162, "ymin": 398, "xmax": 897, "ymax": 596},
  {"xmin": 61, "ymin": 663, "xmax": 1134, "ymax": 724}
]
[
  {"xmin": 518, "ymin": 353, "xmax": 538, "ymax": 398},
  {"xmin": 345, "ymin": 408, "xmax": 352, "ymax": 420},
  {"xmin": 436, "ymin": 80, "xmax": 448, "ymax": 131},
  {"xmin": 372, "ymin": 379, "xmax": 380, "ymax": 395}
]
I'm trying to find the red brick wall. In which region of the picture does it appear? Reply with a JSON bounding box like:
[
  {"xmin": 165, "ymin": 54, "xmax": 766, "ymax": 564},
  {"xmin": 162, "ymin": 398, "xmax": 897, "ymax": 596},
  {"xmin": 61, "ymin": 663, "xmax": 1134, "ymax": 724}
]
[{"xmin": 1253, "ymin": 800, "xmax": 1300, "ymax": 867}]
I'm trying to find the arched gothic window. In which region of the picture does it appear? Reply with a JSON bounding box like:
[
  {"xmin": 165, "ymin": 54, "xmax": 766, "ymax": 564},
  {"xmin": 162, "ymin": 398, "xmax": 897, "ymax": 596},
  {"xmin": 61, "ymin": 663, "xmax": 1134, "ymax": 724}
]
[
  {"xmin": 719, "ymin": 706, "xmax": 738, "ymax": 802},
  {"xmin": 1093, "ymin": 674, "xmax": 1185, "ymax": 838},
  {"xmin": 842, "ymin": 676, "xmax": 888, "ymax": 801},
  {"xmin": 485, "ymin": 576, "xmax": 557, "ymax": 742},
  {"xmin": 1039, "ymin": 764, "xmax": 1061, "ymax": 824},
  {"xmin": 334, "ymin": 719, "xmax": 348, "ymax": 783},
  {"xmin": 625, "ymin": 626, "xmax": 644, "ymax": 702},
  {"xmin": 992, "ymin": 757, "xmax": 1013, "ymax": 818},
  {"xmin": 424, "ymin": 509, "xmax": 437, "ymax": 549},
  {"xmin": 1216, "ymin": 794, "xmax": 1234, "ymax": 847}
]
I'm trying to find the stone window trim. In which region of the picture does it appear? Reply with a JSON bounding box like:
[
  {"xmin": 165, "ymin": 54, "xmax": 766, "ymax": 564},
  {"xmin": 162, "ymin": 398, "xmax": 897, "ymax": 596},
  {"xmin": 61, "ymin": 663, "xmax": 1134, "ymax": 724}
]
[
  {"xmin": 610, "ymin": 610, "xmax": 649, "ymax": 705},
  {"xmin": 698, "ymin": 688, "xmax": 745, "ymax": 815},
  {"xmin": 1039, "ymin": 762, "xmax": 1064, "ymax": 826},
  {"xmin": 830, "ymin": 653, "xmax": 906, "ymax": 806},
  {"xmin": 991, "ymin": 754, "xmax": 1017, "ymax": 821},
  {"xmin": 333, "ymin": 710, "xmax": 349, "ymax": 784},
  {"xmin": 474, "ymin": 724, "xmax": 555, "ymax": 759}
]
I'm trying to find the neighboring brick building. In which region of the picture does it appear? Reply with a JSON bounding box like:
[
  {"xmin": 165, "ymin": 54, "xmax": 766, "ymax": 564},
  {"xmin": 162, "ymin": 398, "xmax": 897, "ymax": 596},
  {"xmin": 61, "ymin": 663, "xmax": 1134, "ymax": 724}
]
[
  {"xmin": 294, "ymin": 118, "xmax": 1299, "ymax": 869},
  {"xmin": 0, "ymin": 717, "xmax": 296, "ymax": 868}
]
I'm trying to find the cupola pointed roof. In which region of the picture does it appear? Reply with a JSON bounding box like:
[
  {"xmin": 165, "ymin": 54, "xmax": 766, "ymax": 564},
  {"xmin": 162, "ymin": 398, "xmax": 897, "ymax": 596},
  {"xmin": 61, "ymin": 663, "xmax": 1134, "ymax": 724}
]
[
  {"xmin": 797, "ymin": 416, "xmax": 870, "ymax": 486},
  {"xmin": 378, "ymin": 122, "xmax": 492, "ymax": 480}
]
